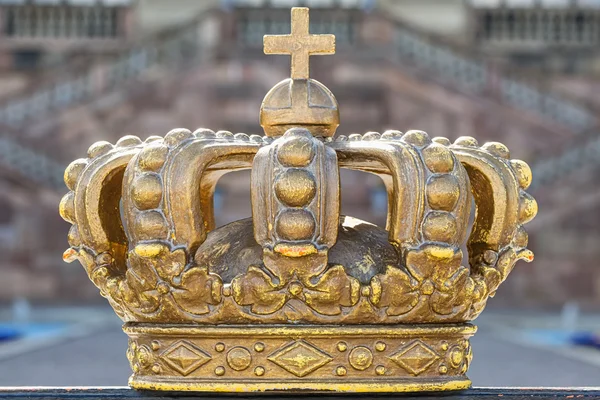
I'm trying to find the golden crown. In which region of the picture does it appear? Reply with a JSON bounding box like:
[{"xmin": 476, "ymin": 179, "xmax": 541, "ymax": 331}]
[{"xmin": 59, "ymin": 7, "xmax": 537, "ymax": 393}]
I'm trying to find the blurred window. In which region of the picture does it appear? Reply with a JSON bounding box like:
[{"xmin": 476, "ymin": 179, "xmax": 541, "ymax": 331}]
[
  {"xmin": 12, "ymin": 49, "xmax": 42, "ymax": 69},
  {"xmin": 477, "ymin": 7, "xmax": 600, "ymax": 46},
  {"xmin": 1, "ymin": 5, "xmax": 120, "ymax": 38}
]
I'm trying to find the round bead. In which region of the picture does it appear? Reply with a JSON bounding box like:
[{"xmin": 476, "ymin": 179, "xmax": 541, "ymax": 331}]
[
  {"xmin": 336, "ymin": 366, "xmax": 347, "ymax": 376},
  {"xmin": 116, "ymin": 135, "xmax": 142, "ymax": 148},
  {"xmin": 145, "ymin": 135, "xmax": 163, "ymax": 143},
  {"xmin": 426, "ymin": 175, "xmax": 460, "ymax": 211},
  {"xmin": 135, "ymin": 211, "xmax": 168, "ymax": 240},
  {"xmin": 234, "ymin": 133, "xmax": 249, "ymax": 142},
  {"xmin": 375, "ymin": 365, "xmax": 386, "ymax": 375},
  {"xmin": 254, "ymin": 342, "xmax": 265, "ymax": 352},
  {"xmin": 439, "ymin": 365, "xmax": 448, "ymax": 374},
  {"xmin": 454, "ymin": 136, "xmax": 478, "ymax": 147},
  {"xmin": 64, "ymin": 159, "xmax": 87, "ymax": 190},
  {"xmin": 518, "ymin": 192, "xmax": 538, "ymax": 224},
  {"xmin": 216, "ymin": 130, "xmax": 234, "ymax": 139},
  {"xmin": 275, "ymin": 169, "xmax": 317, "ymax": 207},
  {"xmin": 348, "ymin": 134, "xmax": 362, "ymax": 141},
  {"xmin": 482, "ymin": 142, "xmax": 510, "ymax": 159},
  {"xmin": 87, "ymin": 141, "xmax": 113, "ymax": 158},
  {"xmin": 68, "ymin": 225, "xmax": 81, "ymax": 247},
  {"xmin": 483, "ymin": 250, "xmax": 498, "ymax": 265},
  {"xmin": 276, "ymin": 210, "xmax": 316, "ymax": 241},
  {"xmin": 336, "ymin": 135, "xmax": 348, "ymax": 142},
  {"xmin": 131, "ymin": 173, "xmax": 162, "ymax": 210},
  {"xmin": 513, "ymin": 226, "xmax": 529, "ymax": 248},
  {"xmin": 432, "ymin": 137, "xmax": 451, "ymax": 146},
  {"xmin": 337, "ymin": 342, "xmax": 348, "ymax": 352},
  {"xmin": 362, "ymin": 132, "xmax": 381, "ymax": 141},
  {"xmin": 422, "ymin": 143, "xmax": 455, "ymax": 173},
  {"xmin": 422, "ymin": 211, "xmax": 457, "ymax": 243},
  {"xmin": 194, "ymin": 128, "xmax": 216, "ymax": 139},
  {"xmin": 96, "ymin": 253, "xmax": 112, "ymax": 265},
  {"xmin": 382, "ymin": 130, "xmax": 402, "ymax": 140},
  {"xmin": 138, "ymin": 144, "xmax": 168, "ymax": 172},
  {"xmin": 164, "ymin": 128, "xmax": 193, "ymax": 146},
  {"xmin": 402, "ymin": 130, "xmax": 431, "ymax": 147},
  {"xmin": 215, "ymin": 343, "xmax": 226, "ymax": 352},
  {"xmin": 214, "ymin": 366, "xmax": 225, "ymax": 376},
  {"xmin": 277, "ymin": 137, "xmax": 315, "ymax": 167},
  {"xmin": 254, "ymin": 366, "xmax": 265, "ymax": 376},
  {"xmin": 250, "ymin": 134, "xmax": 263, "ymax": 143},
  {"xmin": 59, "ymin": 192, "xmax": 76, "ymax": 223},
  {"xmin": 510, "ymin": 159, "xmax": 532, "ymax": 190},
  {"xmin": 375, "ymin": 341, "xmax": 386, "ymax": 352}
]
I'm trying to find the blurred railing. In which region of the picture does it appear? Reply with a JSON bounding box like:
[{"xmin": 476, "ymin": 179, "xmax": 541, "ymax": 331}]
[
  {"xmin": 233, "ymin": 7, "xmax": 595, "ymax": 133},
  {"xmin": 0, "ymin": 4, "xmax": 598, "ymax": 190},
  {"xmin": 0, "ymin": 137, "xmax": 64, "ymax": 189},
  {"xmin": 0, "ymin": 10, "xmax": 220, "ymax": 188},
  {"xmin": 0, "ymin": 14, "xmax": 215, "ymax": 127}
]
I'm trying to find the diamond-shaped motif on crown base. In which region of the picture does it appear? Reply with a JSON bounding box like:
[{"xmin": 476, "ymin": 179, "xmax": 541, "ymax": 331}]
[
  {"xmin": 389, "ymin": 340, "xmax": 440, "ymax": 376},
  {"xmin": 161, "ymin": 340, "xmax": 212, "ymax": 376},
  {"xmin": 268, "ymin": 340, "xmax": 333, "ymax": 377}
]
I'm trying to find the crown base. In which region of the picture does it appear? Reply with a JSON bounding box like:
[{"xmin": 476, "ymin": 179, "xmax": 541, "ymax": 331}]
[
  {"xmin": 129, "ymin": 376, "xmax": 472, "ymax": 393},
  {"xmin": 125, "ymin": 323, "xmax": 475, "ymax": 393}
]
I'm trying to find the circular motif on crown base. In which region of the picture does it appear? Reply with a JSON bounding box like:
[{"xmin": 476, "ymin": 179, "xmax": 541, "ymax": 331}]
[
  {"xmin": 275, "ymin": 169, "xmax": 317, "ymax": 207},
  {"xmin": 226, "ymin": 347, "xmax": 252, "ymax": 371},
  {"xmin": 276, "ymin": 210, "xmax": 316, "ymax": 241},
  {"xmin": 349, "ymin": 346, "xmax": 373, "ymax": 371}
]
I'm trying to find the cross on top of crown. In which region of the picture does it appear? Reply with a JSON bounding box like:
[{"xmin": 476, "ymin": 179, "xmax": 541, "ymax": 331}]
[{"xmin": 264, "ymin": 7, "xmax": 336, "ymax": 80}]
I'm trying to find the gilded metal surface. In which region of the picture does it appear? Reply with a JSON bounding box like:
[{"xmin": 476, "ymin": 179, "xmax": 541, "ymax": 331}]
[{"xmin": 60, "ymin": 7, "xmax": 537, "ymax": 393}]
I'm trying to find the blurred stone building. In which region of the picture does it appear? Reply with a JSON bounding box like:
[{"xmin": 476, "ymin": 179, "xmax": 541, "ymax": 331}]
[{"xmin": 0, "ymin": 0, "xmax": 599, "ymax": 308}]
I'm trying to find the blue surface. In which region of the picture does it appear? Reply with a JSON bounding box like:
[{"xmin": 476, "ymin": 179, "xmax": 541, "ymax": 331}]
[
  {"xmin": 522, "ymin": 328, "xmax": 600, "ymax": 349},
  {"xmin": 0, "ymin": 322, "xmax": 67, "ymax": 342}
]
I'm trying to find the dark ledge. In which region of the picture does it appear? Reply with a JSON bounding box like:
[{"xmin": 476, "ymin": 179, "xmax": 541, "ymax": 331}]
[{"xmin": 1, "ymin": 388, "xmax": 600, "ymax": 400}]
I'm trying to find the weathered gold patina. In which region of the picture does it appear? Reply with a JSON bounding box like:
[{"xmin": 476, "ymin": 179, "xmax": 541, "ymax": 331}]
[{"xmin": 60, "ymin": 7, "xmax": 537, "ymax": 393}]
